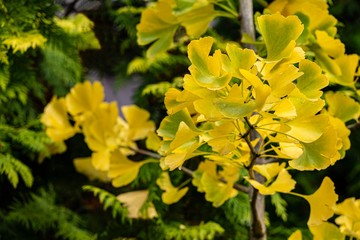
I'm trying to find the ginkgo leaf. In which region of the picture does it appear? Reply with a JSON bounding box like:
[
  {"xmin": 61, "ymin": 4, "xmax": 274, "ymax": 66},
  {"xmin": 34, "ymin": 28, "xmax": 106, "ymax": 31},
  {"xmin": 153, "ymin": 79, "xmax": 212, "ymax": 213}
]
[
  {"xmin": 157, "ymin": 108, "xmax": 197, "ymax": 140},
  {"xmin": 328, "ymin": 116, "xmax": 351, "ymax": 159},
  {"xmin": 289, "ymin": 125, "xmax": 340, "ymax": 170},
  {"xmin": 309, "ymin": 222, "xmax": 345, "ymax": 240},
  {"xmin": 293, "ymin": 177, "xmax": 338, "ymax": 226},
  {"xmin": 146, "ymin": 131, "xmax": 162, "ymax": 152},
  {"xmin": 122, "ymin": 105, "xmax": 155, "ymax": 141},
  {"xmin": 333, "ymin": 198, "xmax": 360, "ymax": 222},
  {"xmin": 108, "ymin": 150, "xmax": 148, "ymax": 187},
  {"xmin": 117, "ymin": 190, "xmax": 158, "ymax": 219},
  {"xmin": 193, "ymin": 98, "xmax": 224, "ymax": 120},
  {"xmin": 156, "ymin": 172, "xmax": 189, "ymax": 204},
  {"xmin": 41, "ymin": 96, "xmax": 77, "ymax": 142},
  {"xmin": 288, "ymin": 88, "xmax": 325, "ymax": 118},
  {"xmin": 288, "ymin": 230, "xmax": 302, "ymax": 240},
  {"xmin": 201, "ymin": 170, "xmax": 238, "ymax": 207},
  {"xmin": 325, "ymin": 91, "xmax": 360, "ymax": 123},
  {"xmin": 163, "ymin": 138, "xmax": 200, "ymax": 170},
  {"xmin": 73, "ymin": 157, "xmax": 110, "ymax": 182},
  {"xmin": 257, "ymin": 13, "xmax": 304, "ymax": 61},
  {"xmin": 297, "ymin": 59, "xmax": 328, "ymax": 99},
  {"xmin": 136, "ymin": 0, "xmax": 179, "ymax": 58},
  {"xmin": 263, "ymin": 64, "xmax": 301, "ymax": 98},
  {"xmin": 253, "ymin": 163, "xmax": 286, "ymax": 181},
  {"xmin": 65, "ymin": 81, "xmax": 104, "ymax": 117},
  {"xmin": 170, "ymin": 121, "xmax": 200, "ymax": 150},
  {"xmin": 222, "ymin": 44, "xmax": 257, "ymax": 78},
  {"xmin": 188, "ymin": 37, "xmax": 232, "ymax": 89},
  {"xmin": 315, "ymin": 30, "xmax": 345, "ymax": 58},
  {"xmin": 165, "ymin": 88, "xmax": 198, "ymax": 115},
  {"xmin": 91, "ymin": 150, "xmax": 112, "ymax": 171},
  {"xmin": 178, "ymin": 3, "xmax": 217, "ymax": 37},
  {"xmin": 245, "ymin": 168, "xmax": 296, "ymax": 195},
  {"xmin": 285, "ymin": 114, "xmax": 329, "ymax": 143},
  {"xmin": 326, "ymin": 54, "xmax": 359, "ymax": 88}
]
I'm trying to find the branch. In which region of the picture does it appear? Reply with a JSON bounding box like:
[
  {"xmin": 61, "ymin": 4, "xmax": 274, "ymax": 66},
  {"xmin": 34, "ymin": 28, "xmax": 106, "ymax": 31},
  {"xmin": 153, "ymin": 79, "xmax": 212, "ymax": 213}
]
[
  {"xmin": 347, "ymin": 121, "xmax": 360, "ymax": 131},
  {"xmin": 125, "ymin": 146, "xmax": 250, "ymax": 194},
  {"xmin": 239, "ymin": 0, "xmax": 256, "ymax": 50}
]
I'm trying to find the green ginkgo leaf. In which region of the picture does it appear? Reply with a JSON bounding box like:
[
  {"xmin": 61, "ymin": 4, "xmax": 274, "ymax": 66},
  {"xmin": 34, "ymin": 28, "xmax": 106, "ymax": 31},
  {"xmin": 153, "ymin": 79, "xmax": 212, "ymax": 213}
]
[{"xmin": 257, "ymin": 13, "xmax": 304, "ymax": 61}]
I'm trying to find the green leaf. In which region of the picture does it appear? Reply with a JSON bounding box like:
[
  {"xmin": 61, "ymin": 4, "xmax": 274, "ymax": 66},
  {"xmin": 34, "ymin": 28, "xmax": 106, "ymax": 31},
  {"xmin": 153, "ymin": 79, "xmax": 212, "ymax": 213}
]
[{"xmin": 0, "ymin": 153, "xmax": 33, "ymax": 188}]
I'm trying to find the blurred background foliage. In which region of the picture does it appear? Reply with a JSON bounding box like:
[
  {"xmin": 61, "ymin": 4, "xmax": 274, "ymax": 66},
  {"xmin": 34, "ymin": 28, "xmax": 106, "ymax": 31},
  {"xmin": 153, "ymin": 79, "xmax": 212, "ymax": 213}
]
[{"xmin": 0, "ymin": 0, "xmax": 359, "ymax": 239}]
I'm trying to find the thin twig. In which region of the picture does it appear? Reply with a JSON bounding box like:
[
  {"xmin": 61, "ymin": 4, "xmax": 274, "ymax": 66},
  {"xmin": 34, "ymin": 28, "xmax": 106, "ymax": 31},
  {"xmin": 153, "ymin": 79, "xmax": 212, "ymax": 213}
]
[
  {"xmin": 347, "ymin": 121, "xmax": 360, "ymax": 131},
  {"xmin": 125, "ymin": 146, "xmax": 250, "ymax": 194}
]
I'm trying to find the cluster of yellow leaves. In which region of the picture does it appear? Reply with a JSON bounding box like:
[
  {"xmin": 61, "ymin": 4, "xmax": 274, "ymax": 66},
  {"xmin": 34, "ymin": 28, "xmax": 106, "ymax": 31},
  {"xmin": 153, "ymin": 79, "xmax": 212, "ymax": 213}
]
[
  {"xmin": 41, "ymin": 81, "xmax": 155, "ymax": 187},
  {"xmin": 155, "ymin": 9, "xmax": 357, "ymax": 209},
  {"xmin": 267, "ymin": 0, "xmax": 360, "ymax": 121},
  {"xmin": 136, "ymin": 0, "xmax": 219, "ymax": 57},
  {"xmin": 288, "ymin": 196, "xmax": 360, "ymax": 240}
]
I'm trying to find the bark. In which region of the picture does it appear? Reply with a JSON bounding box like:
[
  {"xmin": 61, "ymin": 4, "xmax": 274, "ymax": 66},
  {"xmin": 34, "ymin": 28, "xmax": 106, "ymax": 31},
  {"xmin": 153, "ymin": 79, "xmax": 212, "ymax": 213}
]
[{"xmin": 239, "ymin": 1, "xmax": 266, "ymax": 239}]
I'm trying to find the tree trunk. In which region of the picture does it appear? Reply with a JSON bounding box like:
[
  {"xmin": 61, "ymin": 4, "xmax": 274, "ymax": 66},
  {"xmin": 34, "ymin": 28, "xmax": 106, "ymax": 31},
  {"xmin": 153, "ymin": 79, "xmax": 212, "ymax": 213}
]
[{"xmin": 239, "ymin": 1, "xmax": 266, "ymax": 239}]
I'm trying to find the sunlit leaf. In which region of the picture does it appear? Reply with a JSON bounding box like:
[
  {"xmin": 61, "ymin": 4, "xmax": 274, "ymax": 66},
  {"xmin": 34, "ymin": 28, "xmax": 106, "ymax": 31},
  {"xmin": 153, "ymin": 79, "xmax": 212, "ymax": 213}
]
[
  {"xmin": 325, "ymin": 91, "xmax": 360, "ymax": 123},
  {"xmin": 108, "ymin": 150, "xmax": 148, "ymax": 187},
  {"xmin": 297, "ymin": 59, "xmax": 328, "ymax": 99},
  {"xmin": 188, "ymin": 37, "xmax": 232, "ymax": 89},
  {"xmin": 315, "ymin": 30, "xmax": 345, "ymax": 58},
  {"xmin": 288, "ymin": 230, "xmax": 302, "ymax": 240},
  {"xmin": 122, "ymin": 105, "xmax": 155, "ymax": 141},
  {"xmin": 65, "ymin": 81, "xmax": 104, "ymax": 118},
  {"xmin": 257, "ymin": 13, "xmax": 303, "ymax": 61},
  {"xmin": 156, "ymin": 172, "xmax": 189, "ymax": 204},
  {"xmin": 326, "ymin": 54, "xmax": 359, "ymax": 88},
  {"xmin": 294, "ymin": 177, "xmax": 338, "ymax": 226},
  {"xmin": 73, "ymin": 157, "xmax": 110, "ymax": 182},
  {"xmin": 41, "ymin": 96, "xmax": 77, "ymax": 142},
  {"xmin": 289, "ymin": 125, "xmax": 340, "ymax": 170},
  {"xmin": 310, "ymin": 222, "xmax": 345, "ymax": 240},
  {"xmin": 3, "ymin": 31, "xmax": 47, "ymax": 53},
  {"xmin": 117, "ymin": 190, "xmax": 158, "ymax": 219}
]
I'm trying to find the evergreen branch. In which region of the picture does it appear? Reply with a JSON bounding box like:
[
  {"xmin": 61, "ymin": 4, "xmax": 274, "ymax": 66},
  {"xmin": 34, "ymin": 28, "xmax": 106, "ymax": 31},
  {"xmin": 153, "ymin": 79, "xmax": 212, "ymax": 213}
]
[
  {"xmin": 0, "ymin": 153, "xmax": 33, "ymax": 188},
  {"xmin": 82, "ymin": 185, "xmax": 129, "ymax": 221}
]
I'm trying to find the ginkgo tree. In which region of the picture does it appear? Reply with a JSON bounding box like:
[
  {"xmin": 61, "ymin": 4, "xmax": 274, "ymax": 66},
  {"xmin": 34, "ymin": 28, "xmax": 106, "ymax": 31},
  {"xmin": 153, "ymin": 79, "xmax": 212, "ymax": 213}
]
[{"xmin": 41, "ymin": 0, "xmax": 360, "ymax": 239}]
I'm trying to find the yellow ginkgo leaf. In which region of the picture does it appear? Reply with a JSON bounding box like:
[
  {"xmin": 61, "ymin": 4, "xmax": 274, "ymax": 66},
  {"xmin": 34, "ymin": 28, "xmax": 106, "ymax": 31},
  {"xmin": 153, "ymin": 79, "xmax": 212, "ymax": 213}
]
[
  {"xmin": 108, "ymin": 150, "xmax": 149, "ymax": 187},
  {"xmin": 285, "ymin": 114, "xmax": 329, "ymax": 143},
  {"xmin": 309, "ymin": 222, "xmax": 345, "ymax": 240},
  {"xmin": 289, "ymin": 125, "xmax": 340, "ymax": 170},
  {"xmin": 65, "ymin": 81, "xmax": 104, "ymax": 118},
  {"xmin": 178, "ymin": 3, "xmax": 217, "ymax": 37},
  {"xmin": 122, "ymin": 105, "xmax": 155, "ymax": 141},
  {"xmin": 73, "ymin": 157, "xmax": 110, "ymax": 182},
  {"xmin": 164, "ymin": 88, "xmax": 198, "ymax": 115},
  {"xmin": 293, "ymin": 177, "xmax": 338, "ymax": 226},
  {"xmin": 328, "ymin": 116, "xmax": 351, "ymax": 159},
  {"xmin": 245, "ymin": 168, "xmax": 296, "ymax": 195},
  {"xmin": 136, "ymin": 0, "xmax": 179, "ymax": 58},
  {"xmin": 146, "ymin": 131, "xmax": 162, "ymax": 152},
  {"xmin": 326, "ymin": 54, "xmax": 359, "ymax": 88},
  {"xmin": 325, "ymin": 91, "xmax": 360, "ymax": 123},
  {"xmin": 188, "ymin": 37, "xmax": 232, "ymax": 90},
  {"xmin": 117, "ymin": 190, "xmax": 158, "ymax": 219},
  {"xmin": 257, "ymin": 13, "xmax": 304, "ymax": 62},
  {"xmin": 288, "ymin": 230, "xmax": 302, "ymax": 240},
  {"xmin": 253, "ymin": 163, "xmax": 286, "ymax": 181},
  {"xmin": 41, "ymin": 96, "xmax": 77, "ymax": 142},
  {"xmin": 156, "ymin": 172, "xmax": 189, "ymax": 204},
  {"xmin": 315, "ymin": 30, "xmax": 345, "ymax": 58},
  {"xmin": 333, "ymin": 198, "xmax": 360, "ymax": 223},
  {"xmin": 297, "ymin": 59, "xmax": 328, "ymax": 100},
  {"xmin": 222, "ymin": 44, "xmax": 257, "ymax": 78}
]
